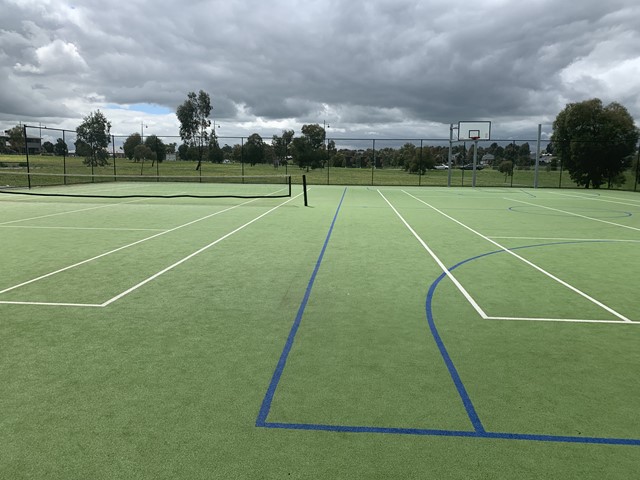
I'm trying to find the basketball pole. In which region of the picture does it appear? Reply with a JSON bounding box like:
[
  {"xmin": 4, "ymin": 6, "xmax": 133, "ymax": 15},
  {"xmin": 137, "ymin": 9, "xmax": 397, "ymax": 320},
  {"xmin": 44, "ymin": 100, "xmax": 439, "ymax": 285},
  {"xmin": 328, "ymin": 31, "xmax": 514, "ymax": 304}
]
[
  {"xmin": 534, "ymin": 123, "xmax": 542, "ymax": 189},
  {"xmin": 447, "ymin": 124, "xmax": 454, "ymax": 187},
  {"xmin": 472, "ymin": 139, "xmax": 478, "ymax": 187}
]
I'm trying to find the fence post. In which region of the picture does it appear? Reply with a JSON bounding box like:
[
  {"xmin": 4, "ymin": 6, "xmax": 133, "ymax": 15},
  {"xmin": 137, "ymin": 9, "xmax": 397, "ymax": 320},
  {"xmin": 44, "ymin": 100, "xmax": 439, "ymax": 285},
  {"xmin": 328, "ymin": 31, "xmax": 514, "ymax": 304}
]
[
  {"xmin": 371, "ymin": 139, "xmax": 375, "ymax": 186},
  {"xmin": 534, "ymin": 124, "xmax": 541, "ymax": 188},
  {"xmin": 23, "ymin": 125, "xmax": 31, "ymax": 189}
]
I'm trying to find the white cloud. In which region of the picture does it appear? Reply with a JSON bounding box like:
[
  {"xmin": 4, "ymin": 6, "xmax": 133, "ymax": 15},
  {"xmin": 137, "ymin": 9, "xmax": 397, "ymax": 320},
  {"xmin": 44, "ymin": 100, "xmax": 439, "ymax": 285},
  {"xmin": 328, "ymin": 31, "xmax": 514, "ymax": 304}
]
[
  {"xmin": 14, "ymin": 39, "xmax": 88, "ymax": 75},
  {"xmin": 1, "ymin": 0, "xmax": 639, "ymax": 139}
]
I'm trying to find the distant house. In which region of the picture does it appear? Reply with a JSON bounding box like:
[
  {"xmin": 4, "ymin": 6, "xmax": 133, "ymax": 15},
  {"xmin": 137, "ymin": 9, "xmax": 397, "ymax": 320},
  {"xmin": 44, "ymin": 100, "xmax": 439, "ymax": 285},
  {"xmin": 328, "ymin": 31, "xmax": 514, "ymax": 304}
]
[
  {"xmin": 25, "ymin": 137, "xmax": 41, "ymax": 155},
  {"xmin": 481, "ymin": 153, "xmax": 495, "ymax": 165}
]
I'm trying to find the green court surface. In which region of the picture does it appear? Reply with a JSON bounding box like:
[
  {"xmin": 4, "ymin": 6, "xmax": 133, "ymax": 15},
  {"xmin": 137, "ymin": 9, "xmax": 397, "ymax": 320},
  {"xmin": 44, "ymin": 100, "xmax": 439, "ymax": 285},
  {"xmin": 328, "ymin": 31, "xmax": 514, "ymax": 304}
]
[{"xmin": 1, "ymin": 182, "xmax": 639, "ymax": 479}]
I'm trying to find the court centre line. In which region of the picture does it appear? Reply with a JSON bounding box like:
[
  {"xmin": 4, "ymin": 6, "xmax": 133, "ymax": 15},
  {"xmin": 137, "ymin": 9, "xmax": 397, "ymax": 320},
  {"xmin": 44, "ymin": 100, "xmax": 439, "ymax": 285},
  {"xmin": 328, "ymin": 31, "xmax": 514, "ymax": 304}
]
[
  {"xmin": 0, "ymin": 197, "xmax": 262, "ymax": 296},
  {"xmin": 100, "ymin": 192, "xmax": 303, "ymax": 307},
  {"xmin": 377, "ymin": 190, "xmax": 489, "ymax": 319},
  {"xmin": 505, "ymin": 197, "xmax": 640, "ymax": 233},
  {"xmin": 0, "ymin": 197, "xmax": 147, "ymax": 226},
  {"xmin": 403, "ymin": 190, "xmax": 632, "ymax": 323}
]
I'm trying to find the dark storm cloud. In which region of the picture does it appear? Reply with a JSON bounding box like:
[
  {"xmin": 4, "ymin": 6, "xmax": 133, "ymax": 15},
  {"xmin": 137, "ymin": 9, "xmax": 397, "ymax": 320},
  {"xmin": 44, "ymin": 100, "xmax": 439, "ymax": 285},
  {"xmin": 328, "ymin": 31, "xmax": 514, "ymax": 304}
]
[{"xmin": 1, "ymin": 0, "xmax": 638, "ymax": 138}]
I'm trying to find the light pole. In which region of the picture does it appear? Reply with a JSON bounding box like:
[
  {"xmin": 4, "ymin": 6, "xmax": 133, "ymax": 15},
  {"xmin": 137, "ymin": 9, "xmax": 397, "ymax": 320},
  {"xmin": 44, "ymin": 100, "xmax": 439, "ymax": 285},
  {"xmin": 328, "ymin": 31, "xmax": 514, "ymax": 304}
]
[
  {"xmin": 324, "ymin": 120, "xmax": 330, "ymax": 184},
  {"xmin": 212, "ymin": 120, "xmax": 220, "ymax": 141}
]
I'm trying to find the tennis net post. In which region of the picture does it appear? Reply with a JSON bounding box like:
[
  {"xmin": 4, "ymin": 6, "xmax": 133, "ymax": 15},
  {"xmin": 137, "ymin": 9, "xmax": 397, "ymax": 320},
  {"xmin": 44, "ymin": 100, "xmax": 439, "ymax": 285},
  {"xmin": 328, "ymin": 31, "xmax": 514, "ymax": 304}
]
[{"xmin": 302, "ymin": 174, "xmax": 308, "ymax": 206}]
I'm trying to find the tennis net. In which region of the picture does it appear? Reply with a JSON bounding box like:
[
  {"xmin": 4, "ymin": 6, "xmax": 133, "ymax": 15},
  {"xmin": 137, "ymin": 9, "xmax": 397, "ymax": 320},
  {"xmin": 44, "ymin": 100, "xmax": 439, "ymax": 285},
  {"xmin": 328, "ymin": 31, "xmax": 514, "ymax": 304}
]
[{"xmin": 0, "ymin": 171, "xmax": 292, "ymax": 199}]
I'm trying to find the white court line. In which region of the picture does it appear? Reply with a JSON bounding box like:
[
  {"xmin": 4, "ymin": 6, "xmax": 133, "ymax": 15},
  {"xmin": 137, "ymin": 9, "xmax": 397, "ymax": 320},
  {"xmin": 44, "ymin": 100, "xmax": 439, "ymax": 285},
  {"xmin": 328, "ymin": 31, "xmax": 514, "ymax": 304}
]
[
  {"xmin": 486, "ymin": 316, "xmax": 636, "ymax": 324},
  {"xmin": 0, "ymin": 301, "xmax": 104, "ymax": 308},
  {"xmin": 100, "ymin": 192, "xmax": 303, "ymax": 306},
  {"xmin": 0, "ymin": 197, "xmax": 146, "ymax": 226},
  {"xmin": 506, "ymin": 197, "xmax": 640, "ymax": 233},
  {"xmin": 0, "ymin": 197, "xmax": 262, "ymax": 296},
  {"xmin": 0, "ymin": 188, "xmax": 297, "ymax": 307},
  {"xmin": 0, "ymin": 225, "xmax": 166, "ymax": 232},
  {"xmin": 548, "ymin": 191, "xmax": 640, "ymax": 207},
  {"xmin": 489, "ymin": 236, "xmax": 640, "ymax": 243},
  {"xmin": 403, "ymin": 190, "xmax": 632, "ymax": 323},
  {"xmin": 377, "ymin": 190, "xmax": 489, "ymax": 319}
]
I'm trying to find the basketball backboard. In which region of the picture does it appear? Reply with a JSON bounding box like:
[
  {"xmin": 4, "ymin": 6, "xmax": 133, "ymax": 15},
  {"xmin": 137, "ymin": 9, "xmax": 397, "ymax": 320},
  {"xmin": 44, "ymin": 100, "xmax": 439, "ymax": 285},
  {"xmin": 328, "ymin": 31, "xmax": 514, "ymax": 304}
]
[{"xmin": 457, "ymin": 121, "xmax": 491, "ymax": 141}]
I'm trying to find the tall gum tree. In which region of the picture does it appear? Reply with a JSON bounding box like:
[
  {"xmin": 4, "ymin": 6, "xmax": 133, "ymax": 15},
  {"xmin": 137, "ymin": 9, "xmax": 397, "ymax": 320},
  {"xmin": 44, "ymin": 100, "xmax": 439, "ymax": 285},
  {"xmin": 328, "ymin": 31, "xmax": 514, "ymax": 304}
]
[
  {"xmin": 552, "ymin": 98, "xmax": 639, "ymax": 188},
  {"xmin": 176, "ymin": 90, "xmax": 212, "ymax": 170}
]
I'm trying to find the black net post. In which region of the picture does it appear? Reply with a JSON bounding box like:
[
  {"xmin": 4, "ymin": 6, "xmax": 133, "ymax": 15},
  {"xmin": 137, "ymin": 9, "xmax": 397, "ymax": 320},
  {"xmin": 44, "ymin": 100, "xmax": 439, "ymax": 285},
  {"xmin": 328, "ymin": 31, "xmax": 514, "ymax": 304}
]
[{"xmin": 302, "ymin": 174, "xmax": 308, "ymax": 206}]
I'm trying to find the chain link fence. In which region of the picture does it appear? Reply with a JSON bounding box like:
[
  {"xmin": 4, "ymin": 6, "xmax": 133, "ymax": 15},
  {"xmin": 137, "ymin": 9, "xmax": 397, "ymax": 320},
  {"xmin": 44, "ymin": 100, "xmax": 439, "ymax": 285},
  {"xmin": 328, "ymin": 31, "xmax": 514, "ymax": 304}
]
[{"xmin": 2, "ymin": 125, "xmax": 638, "ymax": 191}]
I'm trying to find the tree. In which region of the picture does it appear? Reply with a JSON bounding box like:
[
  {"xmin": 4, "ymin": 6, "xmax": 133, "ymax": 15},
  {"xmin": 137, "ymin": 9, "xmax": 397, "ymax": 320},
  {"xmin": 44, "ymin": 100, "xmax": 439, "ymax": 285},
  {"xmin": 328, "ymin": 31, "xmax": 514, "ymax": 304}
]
[
  {"xmin": 245, "ymin": 133, "xmax": 265, "ymax": 166},
  {"xmin": 498, "ymin": 160, "xmax": 514, "ymax": 181},
  {"xmin": 53, "ymin": 138, "xmax": 68, "ymax": 156},
  {"xmin": 42, "ymin": 141, "xmax": 54, "ymax": 154},
  {"xmin": 552, "ymin": 98, "xmax": 639, "ymax": 188},
  {"xmin": 134, "ymin": 144, "xmax": 155, "ymax": 161},
  {"xmin": 5, "ymin": 125, "xmax": 24, "ymax": 153},
  {"xmin": 208, "ymin": 136, "xmax": 224, "ymax": 163},
  {"xmin": 272, "ymin": 129, "xmax": 294, "ymax": 168},
  {"xmin": 176, "ymin": 90, "xmax": 212, "ymax": 170},
  {"xmin": 123, "ymin": 133, "xmax": 142, "ymax": 160},
  {"xmin": 144, "ymin": 135, "xmax": 166, "ymax": 164},
  {"xmin": 74, "ymin": 139, "xmax": 91, "ymax": 157},
  {"xmin": 398, "ymin": 143, "xmax": 417, "ymax": 169},
  {"xmin": 291, "ymin": 124, "xmax": 327, "ymax": 170},
  {"xmin": 76, "ymin": 110, "xmax": 111, "ymax": 167}
]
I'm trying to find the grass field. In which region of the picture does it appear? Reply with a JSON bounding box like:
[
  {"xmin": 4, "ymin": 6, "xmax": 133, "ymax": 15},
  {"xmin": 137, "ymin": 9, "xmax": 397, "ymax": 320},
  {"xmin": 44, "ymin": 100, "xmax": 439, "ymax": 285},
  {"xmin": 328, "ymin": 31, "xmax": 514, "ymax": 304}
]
[
  {"xmin": 0, "ymin": 152, "xmax": 604, "ymax": 190},
  {"xmin": 1, "ymin": 181, "xmax": 640, "ymax": 479}
]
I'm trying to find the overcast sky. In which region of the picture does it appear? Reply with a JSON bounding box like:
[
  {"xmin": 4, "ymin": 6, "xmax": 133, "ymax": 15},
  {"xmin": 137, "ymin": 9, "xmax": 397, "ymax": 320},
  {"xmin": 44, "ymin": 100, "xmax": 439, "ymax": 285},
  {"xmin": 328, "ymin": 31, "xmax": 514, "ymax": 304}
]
[{"xmin": 1, "ymin": 0, "xmax": 639, "ymax": 142}]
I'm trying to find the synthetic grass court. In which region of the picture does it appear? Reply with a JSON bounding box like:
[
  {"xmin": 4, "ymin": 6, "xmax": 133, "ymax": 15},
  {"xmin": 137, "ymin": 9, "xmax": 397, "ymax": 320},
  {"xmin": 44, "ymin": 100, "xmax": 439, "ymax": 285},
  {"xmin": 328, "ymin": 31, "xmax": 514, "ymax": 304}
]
[{"xmin": 1, "ymin": 182, "xmax": 639, "ymax": 479}]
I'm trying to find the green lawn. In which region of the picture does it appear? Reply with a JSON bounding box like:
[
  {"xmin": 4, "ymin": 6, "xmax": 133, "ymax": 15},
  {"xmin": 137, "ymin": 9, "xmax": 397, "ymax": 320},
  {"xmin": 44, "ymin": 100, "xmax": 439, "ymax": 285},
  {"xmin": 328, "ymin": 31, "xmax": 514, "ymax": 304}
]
[{"xmin": 5, "ymin": 153, "xmax": 640, "ymax": 190}]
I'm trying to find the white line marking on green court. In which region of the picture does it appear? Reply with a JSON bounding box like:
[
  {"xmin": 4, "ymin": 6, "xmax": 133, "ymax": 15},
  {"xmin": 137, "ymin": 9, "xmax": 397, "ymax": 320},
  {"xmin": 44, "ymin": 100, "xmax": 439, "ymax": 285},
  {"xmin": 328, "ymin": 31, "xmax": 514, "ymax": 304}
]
[
  {"xmin": 487, "ymin": 316, "xmax": 638, "ymax": 324},
  {"xmin": 489, "ymin": 236, "xmax": 640, "ymax": 243},
  {"xmin": 0, "ymin": 301, "xmax": 104, "ymax": 307},
  {"xmin": 505, "ymin": 197, "xmax": 640, "ymax": 233},
  {"xmin": 0, "ymin": 198, "xmax": 146, "ymax": 225},
  {"xmin": 404, "ymin": 190, "xmax": 632, "ymax": 323},
  {"xmin": 0, "ymin": 225, "xmax": 167, "ymax": 232},
  {"xmin": 0, "ymin": 198, "xmax": 263, "ymax": 296},
  {"xmin": 100, "ymin": 192, "xmax": 303, "ymax": 307},
  {"xmin": 547, "ymin": 191, "xmax": 640, "ymax": 207},
  {"xmin": 378, "ymin": 190, "xmax": 489, "ymax": 319}
]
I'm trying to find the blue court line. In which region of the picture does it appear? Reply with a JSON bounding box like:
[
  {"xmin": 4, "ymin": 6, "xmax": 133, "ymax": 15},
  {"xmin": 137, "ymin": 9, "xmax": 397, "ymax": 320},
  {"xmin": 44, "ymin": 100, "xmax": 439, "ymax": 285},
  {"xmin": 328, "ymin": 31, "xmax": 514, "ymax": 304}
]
[
  {"xmin": 256, "ymin": 187, "xmax": 348, "ymax": 426},
  {"xmin": 260, "ymin": 421, "xmax": 640, "ymax": 446},
  {"xmin": 257, "ymin": 217, "xmax": 640, "ymax": 446}
]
